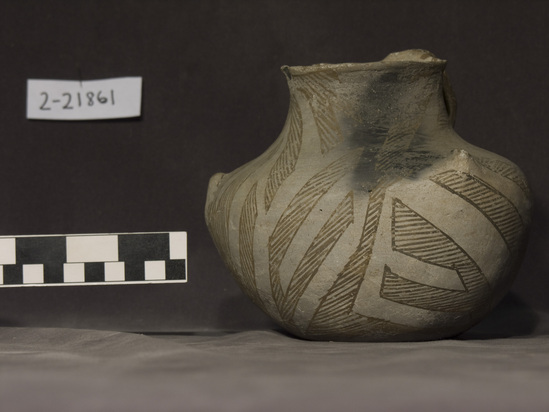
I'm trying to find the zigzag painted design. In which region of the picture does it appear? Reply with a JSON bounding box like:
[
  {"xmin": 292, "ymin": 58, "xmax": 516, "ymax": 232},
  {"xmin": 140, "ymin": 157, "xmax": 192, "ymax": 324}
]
[
  {"xmin": 281, "ymin": 191, "xmax": 354, "ymax": 324},
  {"xmin": 265, "ymin": 95, "xmax": 303, "ymax": 211},
  {"xmin": 431, "ymin": 170, "xmax": 524, "ymax": 251},
  {"xmin": 381, "ymin": 199, "xmax": 490, "ymax": 312},
  {"xmin": 268, "ymin": 149, "xmax": 362, "ymax": 313}
]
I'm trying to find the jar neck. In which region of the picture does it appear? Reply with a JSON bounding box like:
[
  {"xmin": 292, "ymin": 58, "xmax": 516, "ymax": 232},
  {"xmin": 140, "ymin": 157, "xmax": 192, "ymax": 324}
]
[{"xmin": 284, "ymin": 64, "xmax": 452, "ymax": 153}]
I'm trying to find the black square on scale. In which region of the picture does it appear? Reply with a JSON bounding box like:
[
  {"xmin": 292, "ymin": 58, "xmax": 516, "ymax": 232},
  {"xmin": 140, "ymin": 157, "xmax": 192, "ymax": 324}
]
[
  {"xmin": 16, "ymin": 236, "xmax": 66, "ymax": 265},
  {"xmin": 166, "ymin": 260, "xmax": 186, "ymax": 281},
  {"xmin": 85, "ymin": 262, "xmax": 104, "ymax": 283},
  {"xmin": 118, "ymin": 233, "xmax": 170, "ymax": 262},
  {"xmin": 2, "ymin": 265, "xmax": 23, "ymax": 284}
]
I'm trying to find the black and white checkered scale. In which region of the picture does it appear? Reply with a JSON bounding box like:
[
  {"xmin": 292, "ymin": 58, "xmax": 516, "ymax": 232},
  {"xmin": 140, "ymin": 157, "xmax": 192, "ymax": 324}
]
[{"xmin": 0, "ymin": 232, "xmax": 187, "ymax": 286}]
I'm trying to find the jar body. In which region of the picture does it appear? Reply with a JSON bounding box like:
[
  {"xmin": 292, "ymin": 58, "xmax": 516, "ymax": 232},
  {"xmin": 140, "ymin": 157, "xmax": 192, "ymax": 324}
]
[{"xmin": 205, "ymin": 52, "xmax": 531, "ymax": 341}]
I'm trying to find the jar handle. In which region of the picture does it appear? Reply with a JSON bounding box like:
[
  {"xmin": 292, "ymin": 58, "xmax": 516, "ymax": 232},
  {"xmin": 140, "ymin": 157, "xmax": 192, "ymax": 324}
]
[{"xmin": 442, "ymin": 71, "xmax": 457, "ymax": 126}]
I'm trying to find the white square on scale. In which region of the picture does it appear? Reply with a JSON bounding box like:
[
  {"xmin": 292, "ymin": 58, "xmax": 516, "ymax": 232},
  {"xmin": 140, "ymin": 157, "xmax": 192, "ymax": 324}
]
[
  {"xmin": 105, "ymin": 262, "xmax": 125, "ymax": 282},
  {"xmin": 145, "ymin": 260, "xmax": 166, "ymax": 280},
  {"xmin": 0, "ymin": 238, "xmax": 16, "ymax": 265},
  {"xmin": 23, "ymin": 264, "xmax": 44, "ymax": 284},
  {"xmin": 169, "ymin": 232, "xmax": 187, "ymax": 260},
  {"xmin": 64, "ymin": 263, "xmax": 85, "ymax": 283},
  {"xmin": 66, "ymin": 235, "xmax": 119, "ymax": 263}
]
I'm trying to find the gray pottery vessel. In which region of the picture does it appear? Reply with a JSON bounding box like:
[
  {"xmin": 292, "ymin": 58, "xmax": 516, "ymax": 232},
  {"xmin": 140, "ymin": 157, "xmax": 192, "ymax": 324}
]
[{"xmin": 205, "ymin": 50, "xmax": 531, "ymax": 341}]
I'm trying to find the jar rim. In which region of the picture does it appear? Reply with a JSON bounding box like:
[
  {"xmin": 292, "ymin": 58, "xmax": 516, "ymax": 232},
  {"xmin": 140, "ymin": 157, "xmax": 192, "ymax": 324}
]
[{"xmin": 282, "ymin": 50, "xmax": 447, "ymax": 77}]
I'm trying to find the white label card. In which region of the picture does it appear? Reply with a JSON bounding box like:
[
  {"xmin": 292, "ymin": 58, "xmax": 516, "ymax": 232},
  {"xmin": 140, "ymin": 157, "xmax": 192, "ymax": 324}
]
[{"xmin": 27, "ymin": 77, "xmax": 142, "ymax": 120}]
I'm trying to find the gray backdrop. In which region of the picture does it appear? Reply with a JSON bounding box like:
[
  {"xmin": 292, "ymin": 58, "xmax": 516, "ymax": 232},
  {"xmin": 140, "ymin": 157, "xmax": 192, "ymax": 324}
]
[{"xmin": 0, "ymin": 0, "xmax": 547, "ymax": 334}]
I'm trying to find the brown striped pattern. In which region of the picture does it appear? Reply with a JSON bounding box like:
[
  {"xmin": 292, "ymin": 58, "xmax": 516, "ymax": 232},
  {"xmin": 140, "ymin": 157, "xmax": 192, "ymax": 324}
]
[
  {"xmin": 281, "ymin": 191, "xmax": 355, "ymax": 324},
  {"xmin": 307, "ymin": 182, "xmax": 389, "ymax": 334},
  {"xmin": 238, "ymin": 183, "xmax": 266, "ymax": 310},
  {"xmin": 268, "ymin": 149, "xmax": 362, "ymax": 313},
  {"xmin": 205, "ymin": 172, "xmax": 248, "ymax": 273},
  {"xmin": 375, "ymin": 120, "xmax": 422, "ymax": 171},
  {"xmin": 477, "ymin": 157, "xmax": 531, "ymax": 197},
  {"xmin": 264, "ymin": 96, "xmax": 303, "ymax": 212},
  {"xmin": 305, "ymin": 310, "xmax": 423, "ymax": 341},
  {"xmin": 307, "ymin": 312, "xmax": 380, "ymax": 339},
  {"xmin": 293, "ymin": 70, "xmax": 343, "ymax": 154},
  {"xmin": 381, "ymin": 199, "xmax": 490, "ymax": 312},
  {"xmin": 306, "ymin": 103, "xmax": 430, "ymax": 334},
  {"xmin": 431, "ymin": 170, "xmax": 524, "ymax": 251},
  {"xmin": 205, "ymin": 134, "xmax": 284, "ymax": 273}
]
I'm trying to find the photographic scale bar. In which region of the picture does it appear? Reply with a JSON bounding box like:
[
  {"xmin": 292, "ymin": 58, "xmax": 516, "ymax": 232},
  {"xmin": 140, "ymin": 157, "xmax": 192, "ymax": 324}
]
[{"xmin": 0, "ymin": 231, "xmax": 187, "ymax": 287}]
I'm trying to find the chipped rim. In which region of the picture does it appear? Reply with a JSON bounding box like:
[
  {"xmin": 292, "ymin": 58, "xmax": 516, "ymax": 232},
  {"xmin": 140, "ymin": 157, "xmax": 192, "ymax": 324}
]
[{"xmin": 282, "ymin": 50, "xmax": 447, "ymax": 77}]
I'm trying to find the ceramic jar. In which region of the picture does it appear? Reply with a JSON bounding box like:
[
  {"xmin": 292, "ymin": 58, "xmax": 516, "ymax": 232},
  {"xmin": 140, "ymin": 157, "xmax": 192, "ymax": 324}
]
[{"xmin": 205, "ymin": 50, "xmax": 531, "ymax": 341}]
